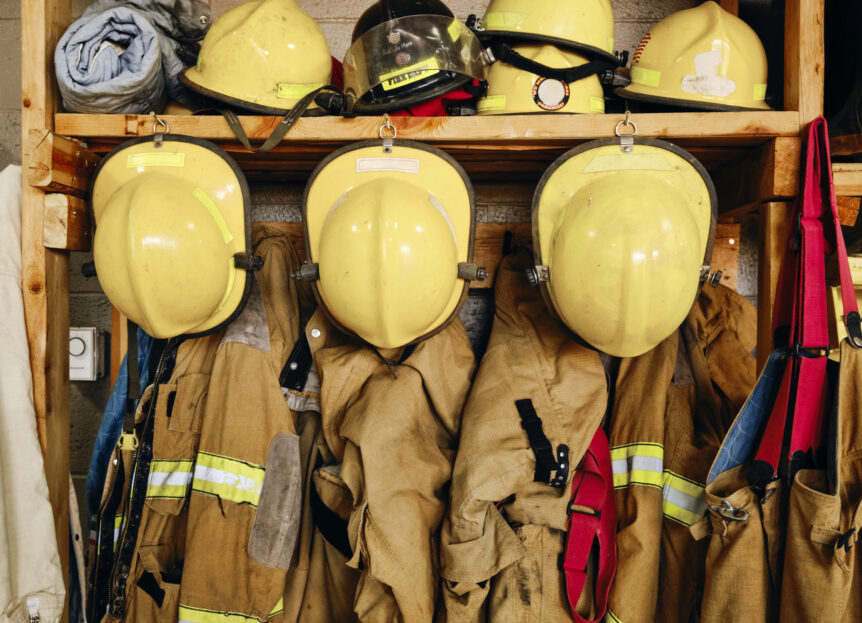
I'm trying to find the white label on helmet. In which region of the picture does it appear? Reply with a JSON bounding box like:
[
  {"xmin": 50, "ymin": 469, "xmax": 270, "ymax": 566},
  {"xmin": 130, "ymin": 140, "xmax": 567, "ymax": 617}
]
[
  {"xmin": 356, "ymin": 158, "xmax": 420, "ymax": 174},
  {"xmin": 581, "ymin": 154, "xmax": 675, "ymax": 173},
  {"xmin": 681, "ymin": 46, "xmax": 736, "ymax": 97},
  {"xmin": 127, "ymin": 152, "xmax": 185, "ymax": 168},
  {"xmin": 534, "ymin": 78, "xmax": 569, "ymax": 111}
]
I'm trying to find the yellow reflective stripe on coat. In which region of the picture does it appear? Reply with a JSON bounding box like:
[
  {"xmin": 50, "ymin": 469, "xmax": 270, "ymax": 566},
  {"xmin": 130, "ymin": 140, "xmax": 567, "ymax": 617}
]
[
  {"xmin": 113, "ymin": 514, "xmax": 124, "ymax": 552},
  {"xmin": 662, "ymin": 470, "xmax": 707, "ymax": 526},
  {"xmin": 610, "ymin": 443, "xmax": 664, "ymax": 489},
  {"xmin": 192, "ymin": 451, "xmax": 265, "ymax": 506},
  {"xmin": 610, "ymin": 444, "xmax": 707, "ymax": 525},
  {"xmin": 178, "ymin": 598, "xmax": 283, "ymax": 623},
  {"xmin": 605, "ymin": 609, "xmax": 623, "ymax": 623},
  {"xmin": 147, "ymin": 459, "xmax": 195, "ymax": 499}
]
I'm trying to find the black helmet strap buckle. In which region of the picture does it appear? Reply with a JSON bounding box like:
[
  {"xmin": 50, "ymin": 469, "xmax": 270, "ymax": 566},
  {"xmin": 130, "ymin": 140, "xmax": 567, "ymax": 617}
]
[{"xmin": 488, "ymin": 41, "xmax": 616, "ymax": 84}]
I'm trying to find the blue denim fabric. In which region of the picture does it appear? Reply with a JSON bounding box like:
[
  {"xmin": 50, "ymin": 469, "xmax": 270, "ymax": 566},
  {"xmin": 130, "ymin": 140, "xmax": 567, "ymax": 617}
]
[
  {"xmin": 707, "ymin": 350, "xmax": 788, "ymax": 484},
  {"xmin": 86, "ymin": 327, "xmax": 154, "ymax": 522}
]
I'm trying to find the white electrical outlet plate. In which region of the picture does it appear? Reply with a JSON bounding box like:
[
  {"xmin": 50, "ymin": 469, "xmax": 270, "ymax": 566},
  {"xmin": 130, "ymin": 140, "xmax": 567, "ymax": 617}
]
[{"xmin": 70, "ymin": 327, "xmax": 106, "ymax": 381}]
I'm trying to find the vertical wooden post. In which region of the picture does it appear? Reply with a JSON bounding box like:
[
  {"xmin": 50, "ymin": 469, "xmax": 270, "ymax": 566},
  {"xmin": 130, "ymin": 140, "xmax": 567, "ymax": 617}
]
[
  {"xmin": 784, "ymin": 0, "xmax": 825, "ymax": 125},
  {"xmin": 757, "ymin": 202, "xmax": 793, "ymax": 372},
  {"xmin": 21, "ymin": 0, "xmax": 71, "ymax": 619}
]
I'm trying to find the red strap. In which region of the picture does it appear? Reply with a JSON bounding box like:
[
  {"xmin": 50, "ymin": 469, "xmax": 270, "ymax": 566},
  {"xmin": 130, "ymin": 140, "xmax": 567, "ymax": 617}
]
[
  {"xmin": 751, "ymin": 117, "xmax": 858, "ymax": 487},
  {"xmin": 563, "ymin": 428, "xmax": 616, "ymax": 622}
]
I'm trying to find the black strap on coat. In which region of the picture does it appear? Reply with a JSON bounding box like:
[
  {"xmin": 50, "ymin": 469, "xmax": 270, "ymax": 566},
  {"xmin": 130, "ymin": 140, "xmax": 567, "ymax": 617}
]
[{"xmin": 515, "ymin": 399, "xmax": 570, "ymax": 488}]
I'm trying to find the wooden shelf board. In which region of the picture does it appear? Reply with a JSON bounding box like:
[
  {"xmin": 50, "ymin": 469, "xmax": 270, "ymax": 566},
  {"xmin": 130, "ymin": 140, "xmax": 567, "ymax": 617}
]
[
  {"xmin": 55, "ymin": 111, "xmax": 799, "ymax": 183},
  {"xmin": 834, "ymin": 163, "xmax": 862, "ymax": 197},
  {"xmin": 56, "ymin": 111, "xmax": 800, "ymax": 146}
]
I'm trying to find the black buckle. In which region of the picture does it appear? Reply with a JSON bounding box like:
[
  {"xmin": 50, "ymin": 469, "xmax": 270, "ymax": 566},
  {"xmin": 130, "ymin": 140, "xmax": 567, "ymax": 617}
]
[
  {"xmin": 234, "ymin": 253, "xmax": 264, "ymax": 271},
  {"xmin": 837, "ymin": 528, "xmax": 856, "ymax": 552},
  {"xmin": 845, "ymin": 311, "xmax": 862, "ymax": 349}
]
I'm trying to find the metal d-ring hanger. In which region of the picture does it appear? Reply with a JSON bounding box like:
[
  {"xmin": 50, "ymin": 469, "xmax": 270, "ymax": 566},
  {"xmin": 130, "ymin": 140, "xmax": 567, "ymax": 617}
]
[
  {"xmin": 149, "ymin": 111, "xmax": 170, "ymax": 148},
  {"xmin": 615, "ymin": 108, "xmax": 638, "ymax": 153},
  {"xmin": 379, "ymin": 114, "xmax": 397, "ymax": 153}
]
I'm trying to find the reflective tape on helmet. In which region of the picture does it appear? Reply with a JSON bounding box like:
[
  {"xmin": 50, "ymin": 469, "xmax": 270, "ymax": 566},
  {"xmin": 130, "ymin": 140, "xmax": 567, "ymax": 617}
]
[
  {"xmin": 662, "ymin": 471, "xmax": 707, "ymax": 526},
  {"xmin": 611, "ymin": 443, "xmax": 707, "ymax": 526},
  {"xmin": 178, "ymin": 597, "xmax": 284, "ymax": 623},
  {"xmin": 146, "ymin": 459, "xmax": 195, "ymax": 499},
  {"xmin": 606, "ymin": 609, "xmax": 624, "ymax": 623},
  {"xmin": 192, "ymin": 451, "xmax": 265, "ymax": 507},
  {"xmin": 611, "ymin": 443, "xmax": 664, "ymax": 489}
]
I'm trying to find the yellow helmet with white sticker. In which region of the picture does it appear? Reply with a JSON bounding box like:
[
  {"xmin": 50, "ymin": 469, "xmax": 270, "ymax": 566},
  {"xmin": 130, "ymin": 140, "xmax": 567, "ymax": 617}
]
[{"xmin": 617, "ymin": 1, "xmax": 770, "ymax": 111}]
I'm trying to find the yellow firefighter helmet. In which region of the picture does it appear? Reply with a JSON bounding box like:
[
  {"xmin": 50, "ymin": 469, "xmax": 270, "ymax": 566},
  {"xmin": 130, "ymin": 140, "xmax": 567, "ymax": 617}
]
[
  {"xmin": 302, "ymin": 140, "xmax": 482, "ymax": 349},
  {"xmin": 478, "ymin": 44, "xmax": 605, "ymax": 114},
  {"xmin": 91, "ymin": 136, "xmax": 256, "ymax": 339},
  {"xmin": 532, "ymin": 138, "xmax": 717, "ymax": 357},
  {"xmin": 617, "ymin": 1, "xmax": 770, "ymax": 111},
  {"xmin": 473, "ymin": 0, "xmax": 616, "ymax": 62},
  {"xmin": 181, "ymin": 0, "xmax": 332, "ymax": 114}
]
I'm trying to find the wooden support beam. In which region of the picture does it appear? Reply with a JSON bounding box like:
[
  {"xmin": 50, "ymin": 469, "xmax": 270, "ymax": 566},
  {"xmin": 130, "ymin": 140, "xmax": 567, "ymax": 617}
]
[
  {"xmin": 757, "ymin": 202, "xmax": 793, "ymax": 372},
  {"xmin": 830, "ymin": 133, "xmax": 862, "ymax": 157},
  {"xmin": 713, "ymin": 223, "xmax": 742, "ymax": 290},
  {"xmin": 833, "ymin": 164, "xmax": 862, "ymax": 196},
  {"xmin": 837, "ymin": 196, "xmax": 861, "ymax": 227},
  {"xmin": 784, "ymin": 0, "xmax": 825, "ymax": 125},
  {"xmin": 54, "ymin": 111, "xmax": 802, "ymax": 144},
  {"xmin": 43, "ymin": 194, "xmax": 91, "ymax": 251},
  {"xmin": 21, "ymin": 0, "xmax": 71, "ymax": 617},
  {"xmin": 713, "ymin": 137, "xmax": 800, "ymax": 217},
  {"xmin": 27, "ymin": 129, "xmax": 99, "ymax": 196},
  {"xmin": 719, "ymin": 0, "xmax": 739, "ymax": 15}
]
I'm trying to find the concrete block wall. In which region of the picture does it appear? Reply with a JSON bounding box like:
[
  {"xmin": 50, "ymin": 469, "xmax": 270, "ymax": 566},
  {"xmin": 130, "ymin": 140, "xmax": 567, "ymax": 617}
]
[{"xmin": 0, "ymin": 0, "xmax": 760, "ymax": 533}]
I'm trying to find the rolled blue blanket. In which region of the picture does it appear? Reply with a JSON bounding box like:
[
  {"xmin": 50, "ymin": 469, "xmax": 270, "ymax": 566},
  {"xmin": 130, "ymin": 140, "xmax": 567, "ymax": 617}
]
[
  {"xmin": 55, "ymin": 6, "xmax": 165, "ymax": 113},
  {"xmin": 55, "ymin": 0, "xmax": 211, "ymax": 113}
]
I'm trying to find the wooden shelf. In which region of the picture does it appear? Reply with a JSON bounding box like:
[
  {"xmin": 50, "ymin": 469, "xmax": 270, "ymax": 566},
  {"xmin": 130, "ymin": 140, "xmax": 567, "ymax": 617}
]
[
  {"xmin": 834, "ymin": 163, "xmax": 862, "ymax": 196},
  {"xmin": 55, "ymin": 111, "xmax": 801, "ymax": 183}
]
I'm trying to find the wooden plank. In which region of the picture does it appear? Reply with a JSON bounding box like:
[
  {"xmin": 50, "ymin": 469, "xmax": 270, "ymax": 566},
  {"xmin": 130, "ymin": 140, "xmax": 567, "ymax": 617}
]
[
  {"xmin": 784, "ymin": 0, "xmax": 825, "ymax": 125},
  {"xmin": 719, "ymin": 0, "xmax": 739, "ymax": 15},
  {"xmin": 22, "ymin": 0, "xmax": 71, "ymax": 618},
  {"xmin": 261, "ymin": 221, "xmax": 531, "ymax": 289},
  {"xmin": 714, "ymin": 137, "xmax": 801, "ymax": 217},
  {"xmin": 757, "ymin": 202, "xmax": 793, "ymax": 372},
  {"xmin": 712, "ymin": 223, "xmax": 741, "ymax": 290},
  {"xmin": 55, "ymin": 111, "xmax": 802, "ymax": 143},
  {"xmin": 43, "ymin": 194, "xmax": 91, "ymax": 251},
  {"xmin": 27, "ymin": 129, "xmax": 99, "ymax": 196},
  {"xmin": 110, "ymin": 307, "xmax": 128, "ymax": 388},
  {"xmin": 830, "ymin": 132, "xmax": 862, "ymax": 157},
  {"xmin": 838, "ymin": 196, "xmax": 861, "ymax": 227},
  {"xmin": 833, "ymin": 163, "xmax": 862, "ymax": 196}
]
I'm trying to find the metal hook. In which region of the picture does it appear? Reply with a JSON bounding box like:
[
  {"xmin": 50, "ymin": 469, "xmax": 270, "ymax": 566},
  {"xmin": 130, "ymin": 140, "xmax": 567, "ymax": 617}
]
[
  {"xmin": 379, "ymin": 113, "xmax": 396, "ymax": 153},
  {"xmin": 615, "ymin": 109, "xmax": 637, "ymax": 152},
  {"xmin": 709, "ymin": 499, "xmax": 749, "ymax": 522},
  {"xmin": 149, "ymin": 111, "xmax": 169, "ymax": 148}
]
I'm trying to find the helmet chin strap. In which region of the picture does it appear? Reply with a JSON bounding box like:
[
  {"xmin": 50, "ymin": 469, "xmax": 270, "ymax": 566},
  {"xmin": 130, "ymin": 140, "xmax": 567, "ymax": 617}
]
[{"xmin": 220, "ymin": 86, "xmax": 348, "ymax": 153}]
